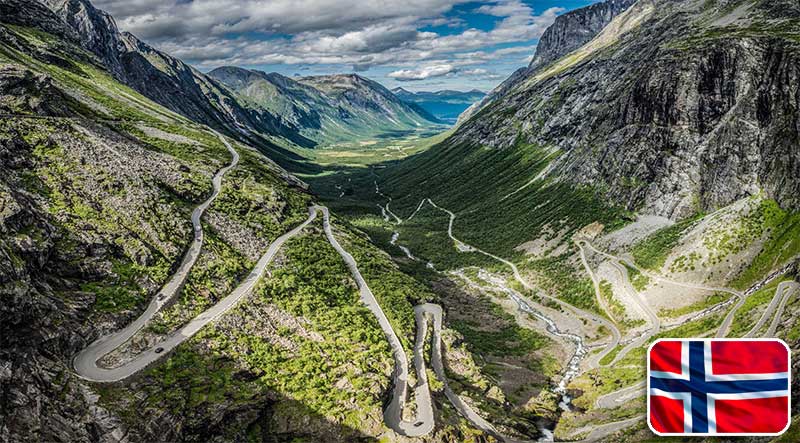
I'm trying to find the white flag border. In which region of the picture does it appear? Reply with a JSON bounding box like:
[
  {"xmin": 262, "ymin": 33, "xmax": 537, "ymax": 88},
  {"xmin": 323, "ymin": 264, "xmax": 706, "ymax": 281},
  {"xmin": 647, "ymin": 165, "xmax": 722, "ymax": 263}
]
[{"xmin": 646, "ymin": 337, "xmax": 791, "ymax": 437}]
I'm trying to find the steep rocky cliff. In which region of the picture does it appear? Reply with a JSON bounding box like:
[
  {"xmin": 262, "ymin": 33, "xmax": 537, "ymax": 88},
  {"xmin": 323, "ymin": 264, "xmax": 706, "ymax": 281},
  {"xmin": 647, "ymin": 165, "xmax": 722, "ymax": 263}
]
[
  {"xmin": 458, "ymin": 0, "xmax": 636, "ymax": 124},
  {"xmin": 452, "ymin": 0, "xmax": 800, "ymax": 219},
  {"xmin": 37, "ymin": 0, "xmax": 323, "ymax": 154},
  {"xmin": 529, "ymin": 0, "xmax": 637, "ymax": 69}
]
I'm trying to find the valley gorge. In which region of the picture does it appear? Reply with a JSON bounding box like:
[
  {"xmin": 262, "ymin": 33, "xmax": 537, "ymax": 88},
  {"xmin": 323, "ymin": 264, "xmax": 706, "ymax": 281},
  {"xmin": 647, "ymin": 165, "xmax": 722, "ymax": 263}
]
[{"xmin": 2, "ymin": 0, "xmax": 799, "ymax": 442}]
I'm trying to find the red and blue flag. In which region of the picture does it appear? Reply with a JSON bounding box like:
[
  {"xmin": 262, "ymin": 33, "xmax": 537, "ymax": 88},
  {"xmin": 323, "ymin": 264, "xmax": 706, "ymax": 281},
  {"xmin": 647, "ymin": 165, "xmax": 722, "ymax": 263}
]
[{"xmin": 648, "ymin": 338, "xmax": 790, "ymax": 436}]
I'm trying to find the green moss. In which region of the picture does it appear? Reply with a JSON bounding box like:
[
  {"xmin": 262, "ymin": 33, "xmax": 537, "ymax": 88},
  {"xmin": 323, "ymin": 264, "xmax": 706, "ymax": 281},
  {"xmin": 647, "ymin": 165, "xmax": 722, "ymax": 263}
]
[
  {"xmin": 211, "ymin": 150, "xmax": 312, "ymax": 242},
  {"xmin": 616, "ymin": 312, "xmax": 725, "ymax": 367},
  {"xmin": 337, "ymin": 217, "xmax": 429, "ymax": 344},
  {"xmin": 221, "ymin": 226, "xmax": 393, "ymax": 422},
  {"xmin": 668, "ymin": 251, "xmax": 701, "ymax": 273},
  {"xmin": 569, "ymin": 365, "xmax": 645, "ymax": 411}
]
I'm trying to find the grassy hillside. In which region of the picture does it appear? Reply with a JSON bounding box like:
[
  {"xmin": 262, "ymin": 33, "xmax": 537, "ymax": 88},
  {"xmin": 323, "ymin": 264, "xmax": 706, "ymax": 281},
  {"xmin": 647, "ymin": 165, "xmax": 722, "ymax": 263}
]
[{"xmin": 0, "ymin": 19, "xmax": 484, "ymax": 442}]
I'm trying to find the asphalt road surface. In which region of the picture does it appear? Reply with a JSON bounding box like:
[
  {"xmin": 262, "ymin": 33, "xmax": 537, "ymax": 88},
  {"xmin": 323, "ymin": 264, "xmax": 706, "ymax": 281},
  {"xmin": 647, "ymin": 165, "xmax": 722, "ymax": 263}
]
[{"xmin": 73, "ymin": 131, "xmax": 240, "ymax": 381}]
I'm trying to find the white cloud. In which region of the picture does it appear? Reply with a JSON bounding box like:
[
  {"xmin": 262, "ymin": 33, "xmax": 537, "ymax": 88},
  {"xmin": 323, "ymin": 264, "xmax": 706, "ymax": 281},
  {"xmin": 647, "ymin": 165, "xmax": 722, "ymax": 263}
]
[
  {"xmin": 388, "ymin": 64, "xmax": 456, "ymax": 81},
  {"xmin": 94, "ymin": 0, "xmax": 565, "ymax": 89}
]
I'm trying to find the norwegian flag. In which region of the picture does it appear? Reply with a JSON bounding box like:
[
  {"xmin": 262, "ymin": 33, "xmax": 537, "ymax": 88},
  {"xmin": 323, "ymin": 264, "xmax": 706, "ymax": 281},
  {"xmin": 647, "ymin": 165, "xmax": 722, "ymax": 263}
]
[{"xmin": 648, "ymin": 339, "xmax": 791, "ymax": 436}]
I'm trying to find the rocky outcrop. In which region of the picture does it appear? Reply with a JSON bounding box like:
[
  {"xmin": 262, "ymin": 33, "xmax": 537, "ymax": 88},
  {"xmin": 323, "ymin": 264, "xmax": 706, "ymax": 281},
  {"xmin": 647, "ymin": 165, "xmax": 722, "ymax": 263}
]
[
  {"xmin": 528, "ymin": 0, "xmax": 637, "ymax": 70},
  {"xmin": 0, "ymin": 65, "xmax": 82, "ymax": 115},
  {"xmin": 0, "ymin": 0, "xmax": 79, "ymax": 44},
  {"xmin": 42, "ymin": 0, "xmax": 126, "ymax": 79},
  {"xmin": 450, "ymin": 0, "xmax": 800, "ymax": 219},
  {"xmin": 458, "ymin": 0, "xmax": 635, "ymax": 125}
]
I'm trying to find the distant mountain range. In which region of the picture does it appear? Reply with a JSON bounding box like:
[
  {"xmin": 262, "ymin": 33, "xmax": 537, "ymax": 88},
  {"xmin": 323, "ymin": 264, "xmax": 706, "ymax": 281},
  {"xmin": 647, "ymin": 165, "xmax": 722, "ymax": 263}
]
[
  {"xmin": 12, "ymin": 0, "xmax": 441, "ymax": 163},
  {"xmin": 208, "ymin": 67, "xmax": 442, "ymax": 146},
  {"xmin": 4, "ymin": 0, "xmax": 800, "ymax": 442},
  {"xmin": 391, "ymin": 87, "xmax": 485, "ymax": 124}
]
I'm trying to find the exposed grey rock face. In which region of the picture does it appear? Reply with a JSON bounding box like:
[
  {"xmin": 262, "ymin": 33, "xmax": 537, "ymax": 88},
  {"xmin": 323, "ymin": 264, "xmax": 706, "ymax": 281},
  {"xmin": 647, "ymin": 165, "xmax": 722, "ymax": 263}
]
[
  {"xmin": 0, "ymin": 0, "xmax": 79, "ymax": 43},
  {"xmin": 34, "ymin": 0, "xmax": 321, "ymax": 152},
  {"xmin": 529, "ymin": 0, "xmax": 637, "ymax": 70},
  {"xmin": 458, "ymin": 0, "xmax": 635, "ymax": 125},
  {"xmin": 42, "ymin": 0, "xmax": 126, "ymax": 79},
  {"xmin": 457, "ymin": 66, "xmax": 527, "ymax": 125},
  {"xmin": 451, "ymin": 0, "xmax": 800, "ymax": 219}
]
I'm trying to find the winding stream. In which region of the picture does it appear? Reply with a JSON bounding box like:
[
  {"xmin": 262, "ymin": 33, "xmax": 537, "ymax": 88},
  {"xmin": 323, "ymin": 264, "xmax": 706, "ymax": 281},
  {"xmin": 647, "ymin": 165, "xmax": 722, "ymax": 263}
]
[{"xmin": 473, "ymin": 270, "xmax": 587, "ymax": 411}]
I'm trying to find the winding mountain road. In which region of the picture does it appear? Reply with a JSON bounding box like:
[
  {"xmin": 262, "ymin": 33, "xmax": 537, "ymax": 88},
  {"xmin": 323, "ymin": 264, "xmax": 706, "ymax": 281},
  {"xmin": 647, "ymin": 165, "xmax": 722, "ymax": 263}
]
[
  {"xmin": 74, "ymin": 207, "xmax": 318, "ymax": 381},
  {"xmin": 606, "ymin": 260, "xmax": 661, "ymax": 365},
  {"xmin": 423, "ymin": 199, "xmax": 621, "ymax": 369},
  {"xmin": 372, "ymin": 185, "xmax": 798, "ymax": 440},
  {"xmin": 317, "ymin": 205, "xmax": 435, "ymax": 437},
  {"xmin": 415, "ymin": 304, "xmax": 508, "ymax": 439},
  {"xmin": 371, "ymin": 191, "xmax": 539, "ymax": 440},
  {"xmin": 746, "ymin": 281, "xmax": 799, "ymax": 337},
  {"xmin": 73, "ymin": 131, "xmax": 241, "ymax": 381},
  {"xmin": 579, "ymin": 241, "xmax": 746, "ymax": 338},
  {"xmin": 767, "ymin": 281, "xmax": 798, "ymax": 336},
  {"xmin": 573, "ymin": 416, "xmax": 645, "ymax": 442}
]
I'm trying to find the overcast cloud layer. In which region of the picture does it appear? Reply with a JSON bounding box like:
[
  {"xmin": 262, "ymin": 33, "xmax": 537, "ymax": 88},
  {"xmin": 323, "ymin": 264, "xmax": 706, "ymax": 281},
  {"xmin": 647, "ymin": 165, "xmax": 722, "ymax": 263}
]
[{"xmin": 95, "ymin": 0, "xmax": 593, "ymax": 91}]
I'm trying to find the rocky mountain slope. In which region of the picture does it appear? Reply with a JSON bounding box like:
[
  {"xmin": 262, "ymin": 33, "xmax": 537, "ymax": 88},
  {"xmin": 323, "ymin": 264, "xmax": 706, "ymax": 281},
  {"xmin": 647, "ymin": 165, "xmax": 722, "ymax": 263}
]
[
  {"xmin": 392, "ymin": 88, "xmax": 484, "ymax": 124},
  {"xmin": 0, "ymin": 1, "xmax": 532, "ymax": 442},
  {"xmin": 528, "ymin": 0, "xmax": 638, "ymax": 70},
  {"xmin": 458, "ymin": 0, "xmax": 636, "ymax": 124},
  {"xmin": 411, "ymin": 0, "xmax": 800, "ymax": 221},
  {"xmin": 208, "ymin": 66, "xmax": 441, "ymax": 146}
]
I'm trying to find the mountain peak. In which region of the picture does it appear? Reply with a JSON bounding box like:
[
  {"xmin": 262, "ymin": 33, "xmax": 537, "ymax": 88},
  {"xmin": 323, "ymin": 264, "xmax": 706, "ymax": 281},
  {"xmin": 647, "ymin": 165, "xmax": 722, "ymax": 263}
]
[{"xmin": 528, "ymin": 0, "xmax": 637, "ymax": 69}]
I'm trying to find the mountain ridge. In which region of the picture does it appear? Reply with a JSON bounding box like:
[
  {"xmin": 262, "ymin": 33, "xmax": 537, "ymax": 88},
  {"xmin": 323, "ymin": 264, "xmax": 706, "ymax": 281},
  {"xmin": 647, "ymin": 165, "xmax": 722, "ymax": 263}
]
[
  {"xmin": 208, "ymin": 67, "xmax": 442, "ymax": 146},
  {"xmin": 392, "ymin": 88, "xmax": 485, "ymax": 124},
  {"xmin": 437, "ymin": 0, "xmax": 800, "ymax": 220},
  {"xmin": 458, "ymin": 0, "xmax": 636, "ymax": 125}
]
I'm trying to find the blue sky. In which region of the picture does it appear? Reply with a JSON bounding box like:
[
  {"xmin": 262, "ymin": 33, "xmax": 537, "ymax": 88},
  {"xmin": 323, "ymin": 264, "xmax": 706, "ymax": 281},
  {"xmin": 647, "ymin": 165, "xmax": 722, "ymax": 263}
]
[{"xmin": 95, "ymin": 0, "xmax": 599, "ymax": 92}]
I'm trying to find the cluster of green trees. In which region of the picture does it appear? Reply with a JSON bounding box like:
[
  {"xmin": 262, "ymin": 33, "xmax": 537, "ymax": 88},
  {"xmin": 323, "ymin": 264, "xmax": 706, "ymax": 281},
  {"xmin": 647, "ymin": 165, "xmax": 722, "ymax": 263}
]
[
  {"xmin": 149, "ymin": 224, "xmax": 252, "ymax": 333},
  {"xmin": 106, "ymin": 226, "xmax": 397, "ymax": 435},
  {"xmin": 211, "ymin": 151, "xmax": 311, "ymax": 242},
  {"xmin": 523, "ymin": 252, "xmax": 599, "ymax": 313},
  {"xmin": 335, "ymin": 218, "xmax": 432, "ymax": 343},
  {"xmin": 623, "ymin": 263, "xmax": 651, "ymax": 291},
  {"xmin": 231, "ymin": 227, "xmax": 393, "ymax": 425},
  {"xmin": 631, "ymin": 213, "xmax": 703, "ymax": 270}
]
